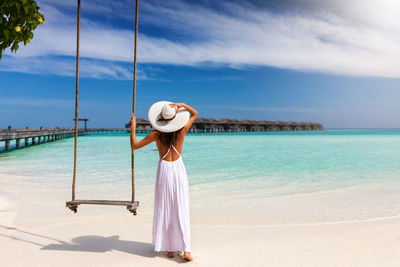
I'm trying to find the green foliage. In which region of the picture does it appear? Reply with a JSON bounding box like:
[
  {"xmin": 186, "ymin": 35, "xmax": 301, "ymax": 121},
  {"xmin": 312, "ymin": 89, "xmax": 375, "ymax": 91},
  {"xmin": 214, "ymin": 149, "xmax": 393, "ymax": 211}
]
[{"xmin": 0, "ymin": 0, "xmax": 45, "ymax": 60}]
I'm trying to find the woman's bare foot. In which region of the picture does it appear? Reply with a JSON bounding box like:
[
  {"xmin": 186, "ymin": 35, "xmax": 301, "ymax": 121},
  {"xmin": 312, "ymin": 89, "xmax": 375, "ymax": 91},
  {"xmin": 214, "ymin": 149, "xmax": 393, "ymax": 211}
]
[
  {"xmin": 183, "ymin": 252, "xmax": 193, "ymax": 261},
  {"xmin": 167, "ymin": 251, "xmax": 175, "ymax": 258}
]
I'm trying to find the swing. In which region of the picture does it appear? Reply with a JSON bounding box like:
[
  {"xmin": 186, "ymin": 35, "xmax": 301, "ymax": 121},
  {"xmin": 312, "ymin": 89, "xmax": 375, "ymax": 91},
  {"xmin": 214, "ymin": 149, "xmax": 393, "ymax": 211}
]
[{"xmin": 66, "ymin": 0, "xmax": 140, "ymax": 215}]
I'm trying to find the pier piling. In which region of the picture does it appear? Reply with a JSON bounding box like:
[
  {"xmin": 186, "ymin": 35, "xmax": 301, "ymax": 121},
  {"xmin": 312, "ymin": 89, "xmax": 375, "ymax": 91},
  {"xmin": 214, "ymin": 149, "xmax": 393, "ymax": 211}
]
[{"xmin": 5, "ymin": 140, "xmax": 10, "ymax": 151}]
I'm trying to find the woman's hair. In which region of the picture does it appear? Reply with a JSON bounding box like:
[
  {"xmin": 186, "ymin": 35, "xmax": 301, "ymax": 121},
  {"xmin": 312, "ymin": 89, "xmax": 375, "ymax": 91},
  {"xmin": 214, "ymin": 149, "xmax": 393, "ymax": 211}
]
[{"xmin": 158, "ymin": 128, "xmax": 182, "ymax": 147}]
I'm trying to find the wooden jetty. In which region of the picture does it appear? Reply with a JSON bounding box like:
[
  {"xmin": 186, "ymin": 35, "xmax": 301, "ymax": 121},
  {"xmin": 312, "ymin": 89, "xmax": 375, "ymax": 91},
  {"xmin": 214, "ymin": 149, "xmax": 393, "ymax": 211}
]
[
  {"xmin": 1, "ymin": 119, "xmax": 324, "ymax": 152},
  {"xmin": 0, "ymin": 128, "xmax": 131, "ymax": 152},
  {"xmin": 0, "ymin": 128, "xmax": 75, "ymax": 151}
]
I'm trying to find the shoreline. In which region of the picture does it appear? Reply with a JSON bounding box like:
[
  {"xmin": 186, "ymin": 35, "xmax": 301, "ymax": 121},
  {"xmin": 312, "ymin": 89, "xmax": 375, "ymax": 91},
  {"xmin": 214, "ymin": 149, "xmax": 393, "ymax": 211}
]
[{"xmin": 1, "ymin": 171, "xmax": 400, "ymax": 227}]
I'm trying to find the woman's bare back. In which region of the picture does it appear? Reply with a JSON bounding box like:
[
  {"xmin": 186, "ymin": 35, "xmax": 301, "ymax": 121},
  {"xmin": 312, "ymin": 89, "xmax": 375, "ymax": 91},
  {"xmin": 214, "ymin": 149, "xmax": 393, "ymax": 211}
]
[{"xmin": 155, "ymin": 131, "xmax": 186, "ymax": 162}]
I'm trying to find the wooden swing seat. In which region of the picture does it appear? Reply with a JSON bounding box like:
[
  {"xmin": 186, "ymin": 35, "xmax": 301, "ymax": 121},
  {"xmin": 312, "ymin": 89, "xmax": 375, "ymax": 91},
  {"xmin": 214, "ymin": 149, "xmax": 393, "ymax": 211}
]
[{"xmin": 66, "ymin": 200, "xmax": 139, "ymax": 215}]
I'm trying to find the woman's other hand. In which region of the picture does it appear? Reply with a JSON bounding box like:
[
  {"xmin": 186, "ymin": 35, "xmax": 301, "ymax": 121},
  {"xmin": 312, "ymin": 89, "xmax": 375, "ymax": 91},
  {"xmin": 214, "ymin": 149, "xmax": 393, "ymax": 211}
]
[
  {"xmin": 130, "ymin": 113, "xmax": 136, "ymax": 128},
  {"xmin": 169, "ymin": 103, "xmax": 184, "ymax": 109}
]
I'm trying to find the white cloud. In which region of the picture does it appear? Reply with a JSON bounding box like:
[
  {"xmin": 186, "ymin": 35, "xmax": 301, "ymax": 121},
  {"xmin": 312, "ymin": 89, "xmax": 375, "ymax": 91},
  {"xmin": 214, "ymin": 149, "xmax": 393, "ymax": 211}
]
[
  {"xmin": 0, "ymin": 55, "xmax": 150, "ymax": 80},
  {"xmin": 3, "ymin": 0, "xmax": 400, "ymax": 78},
  {"xmin": 0, "ymin": 97, "xmax": 126, "ymax": 108}
]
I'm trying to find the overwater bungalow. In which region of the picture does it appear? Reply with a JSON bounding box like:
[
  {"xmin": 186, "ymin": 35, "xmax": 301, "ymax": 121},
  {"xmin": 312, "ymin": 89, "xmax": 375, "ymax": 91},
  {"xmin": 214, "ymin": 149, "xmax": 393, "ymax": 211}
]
[{"xmin": 135, "ymin": 118, "xmax": 152, "ymax": 133}]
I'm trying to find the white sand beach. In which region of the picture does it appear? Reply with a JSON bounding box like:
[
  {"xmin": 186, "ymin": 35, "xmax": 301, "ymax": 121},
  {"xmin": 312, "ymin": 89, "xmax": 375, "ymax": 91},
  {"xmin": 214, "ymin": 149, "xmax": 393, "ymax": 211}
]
[{"xmin": 1, "ymin": 173, "xmax": 400, "ymax": 267}]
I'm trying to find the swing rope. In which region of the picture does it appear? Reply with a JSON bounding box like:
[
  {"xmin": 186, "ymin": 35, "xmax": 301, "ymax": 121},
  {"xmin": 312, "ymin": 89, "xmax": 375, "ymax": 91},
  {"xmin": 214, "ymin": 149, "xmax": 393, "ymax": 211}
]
[
  {"xmin": 72, "ymin": 0, "xmax": 81, "ymax": 201},
  {"xmin": 71, "ymin": 0, "xmax": 139, "ymax": 205},
  {"xmin": 131, "ymin": 0, "xmax": 139, "ymax": 203}
]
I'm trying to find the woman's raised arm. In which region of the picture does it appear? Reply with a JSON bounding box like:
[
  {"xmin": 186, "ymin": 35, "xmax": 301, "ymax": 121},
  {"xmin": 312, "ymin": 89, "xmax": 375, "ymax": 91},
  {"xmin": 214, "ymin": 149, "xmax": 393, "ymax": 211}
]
[
  {"xmin": 130, "ymin": 113, "xmax": 158, "ymax": 150},
  {"xmin": 169, "ymin": 103, "xmax": 198, "ymax": 134}
]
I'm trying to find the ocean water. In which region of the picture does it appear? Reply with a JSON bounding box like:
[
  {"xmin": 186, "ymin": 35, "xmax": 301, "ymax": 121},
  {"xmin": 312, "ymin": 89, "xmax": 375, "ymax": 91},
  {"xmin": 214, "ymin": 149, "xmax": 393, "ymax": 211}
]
[{"xmin": 1, "ymin": 129, "xmax": 400, "ymax": 225}]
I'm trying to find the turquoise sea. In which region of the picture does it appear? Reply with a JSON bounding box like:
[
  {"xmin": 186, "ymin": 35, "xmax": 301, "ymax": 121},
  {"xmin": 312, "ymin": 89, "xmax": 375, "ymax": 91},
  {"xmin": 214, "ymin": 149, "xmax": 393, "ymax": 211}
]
[{"xmin": 1, "ymin": 129, "xmax": 400, "ymax": 225}]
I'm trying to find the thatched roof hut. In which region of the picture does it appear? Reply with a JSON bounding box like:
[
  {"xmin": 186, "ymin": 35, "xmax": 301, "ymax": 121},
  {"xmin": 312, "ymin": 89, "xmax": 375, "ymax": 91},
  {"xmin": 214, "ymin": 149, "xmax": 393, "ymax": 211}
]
[
  {"xmin": 217, "ymin": 119, "xmax": 231, "ymax": 124},
  {"xmin": 207, "ymin": 118, "xmax": 218, "ymax": 123},
  {"xmin": 136, "ymin": 118, "xmax": 149, "ymax": 123},
  {"xmin": 126, "ymin": 117, "xmax": 150, "ymax": 128},
  {"xmin": 194, "ymin": 117, "xmax": 209, "ymax": 123}
]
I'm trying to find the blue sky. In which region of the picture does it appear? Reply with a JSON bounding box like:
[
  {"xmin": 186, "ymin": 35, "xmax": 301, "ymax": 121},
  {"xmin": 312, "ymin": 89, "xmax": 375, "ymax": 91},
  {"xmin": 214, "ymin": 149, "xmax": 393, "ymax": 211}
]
[{"xmin": 1, "ymin": 0, "xmax": 399, "ymax": 128}]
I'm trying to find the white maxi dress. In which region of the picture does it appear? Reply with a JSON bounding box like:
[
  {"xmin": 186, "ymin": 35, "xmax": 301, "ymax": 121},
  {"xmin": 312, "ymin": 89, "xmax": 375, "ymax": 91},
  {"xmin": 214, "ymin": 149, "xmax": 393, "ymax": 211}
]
[{"xmin": 152, "ymin": 142, "xmax": 191, "ymax": 252}]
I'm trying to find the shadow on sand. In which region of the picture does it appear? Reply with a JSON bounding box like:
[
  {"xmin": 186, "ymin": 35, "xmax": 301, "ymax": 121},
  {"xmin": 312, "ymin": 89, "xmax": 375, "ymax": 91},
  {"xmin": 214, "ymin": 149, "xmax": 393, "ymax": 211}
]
[
  {"xmin": 41, "ymin": 235, "xmax": 156, "ymax": 258},
  {"xmin": 1, "ymin": 225, "xmax": 186, "ymax": 263}
]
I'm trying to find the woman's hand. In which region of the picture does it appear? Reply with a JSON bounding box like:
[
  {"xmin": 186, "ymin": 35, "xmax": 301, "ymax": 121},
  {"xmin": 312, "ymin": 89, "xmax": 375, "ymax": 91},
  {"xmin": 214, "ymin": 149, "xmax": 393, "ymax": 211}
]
[
  {"xmin": 130, "ymin": 113, "xmax": 136, "ymax": 129},
  {"xmin": 169, "ymin": 103, "xmax": 197, "ymax": 118},
  {"xmin": 169, "ymin": 103, "xmax": 185, "ymax": 109}
]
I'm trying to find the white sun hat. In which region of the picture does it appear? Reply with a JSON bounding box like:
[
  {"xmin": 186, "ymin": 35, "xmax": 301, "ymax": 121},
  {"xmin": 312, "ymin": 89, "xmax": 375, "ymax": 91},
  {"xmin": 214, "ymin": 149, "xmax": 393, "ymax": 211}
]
[{"xmin": 148, "ymin": 101, "xmax": 190, "ymax": 133}]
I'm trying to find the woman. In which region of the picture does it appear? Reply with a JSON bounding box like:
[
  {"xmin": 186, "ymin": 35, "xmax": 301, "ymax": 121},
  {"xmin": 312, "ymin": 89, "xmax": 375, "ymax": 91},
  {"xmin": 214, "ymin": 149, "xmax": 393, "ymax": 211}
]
[{"xmin": 130, "ymin": 101, "xmax": 197, "ymax": 261}]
